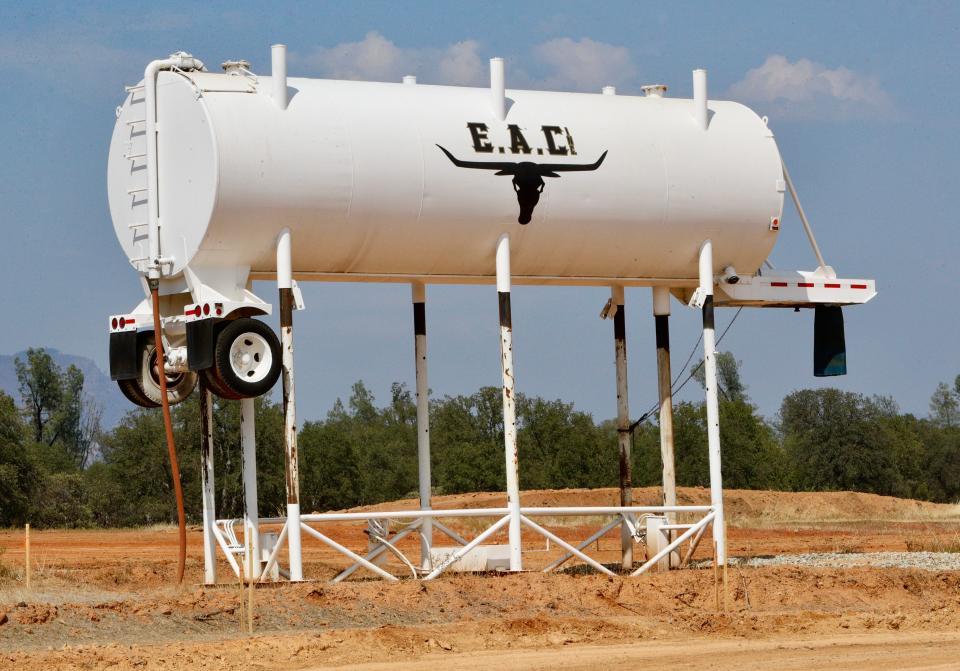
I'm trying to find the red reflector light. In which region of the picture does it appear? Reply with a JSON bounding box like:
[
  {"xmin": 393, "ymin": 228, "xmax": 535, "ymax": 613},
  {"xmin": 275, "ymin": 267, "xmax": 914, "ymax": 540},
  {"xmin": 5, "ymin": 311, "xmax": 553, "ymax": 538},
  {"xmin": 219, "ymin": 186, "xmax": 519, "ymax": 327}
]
[
  {"xmin": 112, "ymin": 318, "xmax": 118, "ymax": 329},
  {"xmin": 798, "ymin": 282, "xmax": 814, "ymax": 288},
  {"xmin": 824, "ymin": 283, "xmax": 841, "ymax": 288},
  {"xmin": 203, "ymin": 303, "xmax": 210, "ymax": 316},
  {"xmin": 851, "ymin": 284, "xmax": 868, "ymax": 289},
  {"xmin": 215, "ymin": 305, "xmax": 223, "ymax": 316},
  {"xmin": 119, "ymin": 317, "xmax": 126, "ymax": 328},
  {"xmin": 771, "ymin": 281, "xmax": 788, "ymax": 287}
]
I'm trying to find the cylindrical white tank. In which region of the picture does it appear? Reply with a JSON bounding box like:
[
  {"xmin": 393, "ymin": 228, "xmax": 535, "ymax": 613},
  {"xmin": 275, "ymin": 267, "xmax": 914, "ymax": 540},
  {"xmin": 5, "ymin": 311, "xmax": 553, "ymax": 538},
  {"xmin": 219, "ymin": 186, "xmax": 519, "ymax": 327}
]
[{"xmin": 108, "ymin": 69, "xmax": 783, "ymax": 285}]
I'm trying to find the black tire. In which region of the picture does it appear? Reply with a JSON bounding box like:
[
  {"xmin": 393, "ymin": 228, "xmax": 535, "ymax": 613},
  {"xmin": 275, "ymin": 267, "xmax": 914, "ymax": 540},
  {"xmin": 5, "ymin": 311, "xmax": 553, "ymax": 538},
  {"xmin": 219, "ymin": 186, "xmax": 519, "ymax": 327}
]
[
  {"xmin": 118, "ymin": 331, "xmax": 197, "ymax": 408},
  {"xmin": 200, "ymin": 366, "xmax": 243, "ymax": 401},
  {"xmin": 210, "ymin": 318, "xmax": 281, "ymax": 399},
  {"xmin": 118, "ymin": 377, "xmax": 160, "ymax": 408}
]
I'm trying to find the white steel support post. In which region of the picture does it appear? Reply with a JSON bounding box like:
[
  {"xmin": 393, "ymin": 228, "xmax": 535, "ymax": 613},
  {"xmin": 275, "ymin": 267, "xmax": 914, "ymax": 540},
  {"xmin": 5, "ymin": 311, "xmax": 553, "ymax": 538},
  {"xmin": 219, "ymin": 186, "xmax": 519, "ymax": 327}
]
[
  {"xmin": 199, "ymin": 383, "xmax": 217, "ymax": 585},
  {"xmin": 496, "ymin": 234, "xmax": 522, "ymax": 571},
  {"xmin": 412, "ymin": 282, "xmax": 433, "ymax": 571},
  {"xmin": 653, "ymin": 286, "xmax": 678, "ymax": 568},
  {"xmin": 277, "ymin": 228, "xmax": 303, "ymax": 582},
  {"xmin": 240, "ymin": 396, "xmax": 261, "ymax": 580},
  {"xmin": 611, "ymin": 285, "xmax": 632, "ymax": 570},
  {"xmin": 698, "ymin": 241, "xmax": 726, "ymax": 568}
]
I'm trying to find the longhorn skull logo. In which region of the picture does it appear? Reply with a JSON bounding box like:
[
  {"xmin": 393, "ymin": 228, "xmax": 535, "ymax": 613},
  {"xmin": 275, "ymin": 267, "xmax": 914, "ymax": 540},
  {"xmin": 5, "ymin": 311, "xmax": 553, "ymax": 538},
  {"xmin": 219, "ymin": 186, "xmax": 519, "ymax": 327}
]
[{"xmin": 436, "ymin": 145, "xmax": 608, "ymax": 225}]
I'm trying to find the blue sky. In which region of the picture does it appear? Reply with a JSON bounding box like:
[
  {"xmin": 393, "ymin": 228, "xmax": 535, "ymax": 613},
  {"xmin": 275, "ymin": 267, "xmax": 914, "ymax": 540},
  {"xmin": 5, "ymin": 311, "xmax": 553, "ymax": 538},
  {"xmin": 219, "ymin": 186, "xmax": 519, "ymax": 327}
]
[{"xmin": 0, "ymin": 1, "xmax": 957, "ymax": 423}]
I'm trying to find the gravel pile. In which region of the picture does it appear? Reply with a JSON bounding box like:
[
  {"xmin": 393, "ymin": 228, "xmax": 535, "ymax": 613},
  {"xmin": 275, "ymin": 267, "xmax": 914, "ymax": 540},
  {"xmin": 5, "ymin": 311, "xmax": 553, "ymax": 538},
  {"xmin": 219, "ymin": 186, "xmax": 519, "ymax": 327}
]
[{"xmin": 729, "ymin": 551, "xmax": 960, "ymax": 572}]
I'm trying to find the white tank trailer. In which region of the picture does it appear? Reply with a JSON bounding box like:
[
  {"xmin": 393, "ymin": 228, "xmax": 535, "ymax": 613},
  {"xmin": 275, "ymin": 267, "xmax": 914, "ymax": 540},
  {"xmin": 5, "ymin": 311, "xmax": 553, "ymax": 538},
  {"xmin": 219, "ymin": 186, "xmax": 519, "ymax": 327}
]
[
  {"xmin": 105, "ymin": 48, "xmax": 875, "ymax": 583},
  {"xmin": 106, "ymin": 50, "xmax": 874, "ymax": 405}
]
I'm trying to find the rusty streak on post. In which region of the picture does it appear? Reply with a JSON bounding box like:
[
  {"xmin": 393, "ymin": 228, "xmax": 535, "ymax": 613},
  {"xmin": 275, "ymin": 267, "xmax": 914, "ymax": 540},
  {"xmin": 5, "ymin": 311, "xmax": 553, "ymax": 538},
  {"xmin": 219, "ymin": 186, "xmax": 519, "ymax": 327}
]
[{"xmin": 612, "ymin": 286, "xmax": 632, "ymax": 570}]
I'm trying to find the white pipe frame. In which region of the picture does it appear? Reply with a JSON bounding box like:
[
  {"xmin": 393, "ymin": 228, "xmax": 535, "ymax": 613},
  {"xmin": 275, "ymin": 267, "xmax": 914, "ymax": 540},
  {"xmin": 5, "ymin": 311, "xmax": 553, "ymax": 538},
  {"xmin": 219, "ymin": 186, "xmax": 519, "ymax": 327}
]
[
  {"xmin": 411, "ymin": 282, "xmax": 433, "ymax": 571},
  {"xmin": 611, "ymin": 285, "xmax": 633, "ymax": 570},
  {"xmin": 240, "ymin": 397, "xmax": 261, "ymax": 580},
  {"xmin": 699, "ymin": 240, "xmax": 726, "ymax": 567},
  {"xmin": 653, "ymin": 286, "xmax": 678, "ymax": 567},
  {"xmin": 266, "ymin": 504, "xmax": 714, "ymax": 582},
  {"xmin": 277, "ymin": 227, "xmax": 303, "ymax": 581},
  {"xmin": 632, "ymin": 511, "xmax": 716, "ymax": 577},
  {"xmin": 496, "ymin": 233, "xmax": 523, "ymax": 571},
  {"xmin": 542, "ymin": 516, "xmax": 622, "ymax": 573},
  {"xmin": 333, "ymin": 521, "xmax": 421, "ymax": 583},
  {"xmin": 199, "ymin": 385, "xmax": 217, "ymax": 585},
  {"xmin": 300, "ymin": 522, "xmax": 399, "ymax": 583},
  {"xmin": 425, "ymin": 515, "xmax": 511, "ymax": 580},
  {"xmin": 520, "ymin": 515, "xmax": 615, "ymax": 577}
]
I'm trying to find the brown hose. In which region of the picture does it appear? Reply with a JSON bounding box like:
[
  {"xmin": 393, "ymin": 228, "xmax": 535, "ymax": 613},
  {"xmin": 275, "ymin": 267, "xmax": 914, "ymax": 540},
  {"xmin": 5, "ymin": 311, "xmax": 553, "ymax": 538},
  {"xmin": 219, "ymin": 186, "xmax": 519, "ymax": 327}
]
[{"xmin": 151, "ymin": 285, "xmax": 187, "ymax": 584}]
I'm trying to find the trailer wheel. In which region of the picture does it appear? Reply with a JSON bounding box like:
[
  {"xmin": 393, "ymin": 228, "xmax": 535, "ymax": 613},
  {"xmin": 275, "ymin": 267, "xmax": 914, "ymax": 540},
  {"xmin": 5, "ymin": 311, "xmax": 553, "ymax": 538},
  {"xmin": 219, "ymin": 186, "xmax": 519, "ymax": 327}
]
[
  {"xmin": 199, "ymin": 366, "xmax": 243, "ymax": 401},
  {"xmin": 118, "ymin": 377, "xmax": 159, "ymax": 408},
  {"xmin": 209, "ymin": 318, "xmax": 281, "ymax": 399},
  {"xmin": 116, "ymin": 332, "xmax": 197, "ymax": 408}
]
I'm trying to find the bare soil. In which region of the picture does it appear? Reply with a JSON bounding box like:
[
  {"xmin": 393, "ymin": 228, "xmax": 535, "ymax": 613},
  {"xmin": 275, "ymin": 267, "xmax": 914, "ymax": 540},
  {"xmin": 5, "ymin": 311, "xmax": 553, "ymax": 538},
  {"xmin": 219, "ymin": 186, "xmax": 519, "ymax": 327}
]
[{"xmin": 1, "ymin": 487, "xmax": 958, "ymax": 670}]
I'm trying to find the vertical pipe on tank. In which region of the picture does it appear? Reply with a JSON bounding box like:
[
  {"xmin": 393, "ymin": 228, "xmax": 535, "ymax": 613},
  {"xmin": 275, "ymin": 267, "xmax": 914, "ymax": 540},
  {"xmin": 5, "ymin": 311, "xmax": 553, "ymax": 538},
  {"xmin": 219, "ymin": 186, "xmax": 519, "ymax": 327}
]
[
  {"xmin": 698, "ymin": 241, "xmax": 726, "ymax": 568},
  {"xmin": 199, "ymin": 383, "xmax": 217, "ymax": 585},
  {"xmin": 144, "ymin": 61, "xmax": 164, "ymax": 280},
  {"xmin": 652, "ymin": 286, "xmax": 677, "ymax": 567},
  {"xmin": 240, "ymin": 396, "xmax": 261, "ymax": 580},
  {"xmin": 277, "ymin": 228, "xmax": 302, "ymax": 581},
  {"xmin": 490, "ymin": 58, "xmax": 506, "ymax": 121},
  {"xmin": 693, "ymin": 69, "xmax": 708, "ymax": 130},
  {"xmin": 142, "ymin": 53, "xmax": 203, "ymax": 280},
  {"xmin": 496, "ymin": 234, "xmax": 522, "ymax": 571},
  {"xmin": 271, "ymin": 44, "xmax": 288, "ymax": 110},
  {"xmin": 611, "ymin": 285, "xmax": 632, "ymax": 570},
  {"xmin": 411, "ymin": 281, "xmax": 432, "ymax": 572}
]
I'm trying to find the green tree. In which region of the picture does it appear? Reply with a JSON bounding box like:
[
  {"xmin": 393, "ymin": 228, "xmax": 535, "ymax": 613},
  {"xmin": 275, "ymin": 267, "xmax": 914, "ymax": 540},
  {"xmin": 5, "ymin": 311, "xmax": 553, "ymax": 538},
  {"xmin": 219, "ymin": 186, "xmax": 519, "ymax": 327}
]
[
  {"xmin": 929, "ymin": 382, "xmax": 959, "ymax": 428},
  {"xmin": 780, "ymin": 389, "xmax": 917, "ymax": 495},
  {"xmin": 432, "ymin": 387, "xmax": 505, "ymax": 494},
  {"xmin": 15, "ymin": 348, "xmax": 64, "ymax": 445},
  {"xmin": 14, "ymin": 349, "xmax": 101, "ymax": 470},
  {"xmin": 0, "ymin": 391, "xmax": 42, "ymax": 526}
]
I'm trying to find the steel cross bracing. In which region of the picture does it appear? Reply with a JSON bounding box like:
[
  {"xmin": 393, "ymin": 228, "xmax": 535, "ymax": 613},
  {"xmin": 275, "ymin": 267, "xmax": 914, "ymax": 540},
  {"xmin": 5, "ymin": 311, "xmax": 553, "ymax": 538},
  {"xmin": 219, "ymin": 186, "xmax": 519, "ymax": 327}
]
[{"xmin": 211, "ymin": 505, "xmax": 716, "ymax": 583}]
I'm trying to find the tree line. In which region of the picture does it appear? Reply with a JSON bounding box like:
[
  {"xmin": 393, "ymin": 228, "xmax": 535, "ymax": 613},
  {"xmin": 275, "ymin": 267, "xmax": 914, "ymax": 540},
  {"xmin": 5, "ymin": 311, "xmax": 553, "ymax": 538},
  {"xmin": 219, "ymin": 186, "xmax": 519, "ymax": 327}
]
[{"xmin": 1, "ymin": 347, "xmax": 958, "ymax": 527}]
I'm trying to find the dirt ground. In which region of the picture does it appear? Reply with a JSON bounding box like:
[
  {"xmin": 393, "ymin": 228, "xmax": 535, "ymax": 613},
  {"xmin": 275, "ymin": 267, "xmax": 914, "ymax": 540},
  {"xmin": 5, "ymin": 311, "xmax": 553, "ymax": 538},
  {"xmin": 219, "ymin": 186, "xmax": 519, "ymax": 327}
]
[{"xmin": 1, "ymin": 487, "xmax": 958, "ymax": 670}]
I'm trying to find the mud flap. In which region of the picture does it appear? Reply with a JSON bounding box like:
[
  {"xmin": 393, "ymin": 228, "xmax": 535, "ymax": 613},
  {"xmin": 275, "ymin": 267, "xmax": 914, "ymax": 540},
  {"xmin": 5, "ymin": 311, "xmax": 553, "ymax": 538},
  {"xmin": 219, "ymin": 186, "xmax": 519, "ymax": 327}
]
[
  {"xmin": 187, "ymin": 318, "xmax": 216, "ymax": 371},
  {"xmin": 109, "ymin": 331, "xmax": 138, "ymax": 380},
  {"xmin": 814, "ymin": 305, "xmax": 846, "ymax": 377}
]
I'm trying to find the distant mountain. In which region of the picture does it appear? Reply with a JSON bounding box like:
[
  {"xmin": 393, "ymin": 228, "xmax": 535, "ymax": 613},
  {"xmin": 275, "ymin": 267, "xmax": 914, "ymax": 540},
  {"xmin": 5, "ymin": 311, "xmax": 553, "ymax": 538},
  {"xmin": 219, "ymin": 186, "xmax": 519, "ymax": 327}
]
[{"xmin": 0, "ymin": 349, "xmax": 129, "ymax": 428}]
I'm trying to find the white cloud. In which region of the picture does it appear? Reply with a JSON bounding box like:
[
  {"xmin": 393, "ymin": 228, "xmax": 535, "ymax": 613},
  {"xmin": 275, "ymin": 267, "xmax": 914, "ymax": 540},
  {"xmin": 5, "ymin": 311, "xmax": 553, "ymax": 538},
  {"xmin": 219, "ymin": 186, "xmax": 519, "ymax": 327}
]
[
  {"xmin": 437, "ymin": 40, "xmax": 484, "ymax": 86},
  {"xmin": 728, "ymin": 54, "xmax": 893, "ymax": 120},
  {"xmin": 296, "ymin": 33, "xmax": 639, "ymax": 93},
  {"xmin": 297, "ymin": 32, "xmax": 485, "ymax": 86},
  {"xmin": 533, "ymin": 37, "xmax": 636, "ymax": 92}
]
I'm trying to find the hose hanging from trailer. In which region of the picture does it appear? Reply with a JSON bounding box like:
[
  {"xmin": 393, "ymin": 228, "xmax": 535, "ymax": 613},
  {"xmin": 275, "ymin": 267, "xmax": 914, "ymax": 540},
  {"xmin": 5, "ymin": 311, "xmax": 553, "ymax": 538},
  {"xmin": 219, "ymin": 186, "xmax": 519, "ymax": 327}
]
[{"xmin": 150, "ymin": 283, "xmax": 187, "ymax": 584}]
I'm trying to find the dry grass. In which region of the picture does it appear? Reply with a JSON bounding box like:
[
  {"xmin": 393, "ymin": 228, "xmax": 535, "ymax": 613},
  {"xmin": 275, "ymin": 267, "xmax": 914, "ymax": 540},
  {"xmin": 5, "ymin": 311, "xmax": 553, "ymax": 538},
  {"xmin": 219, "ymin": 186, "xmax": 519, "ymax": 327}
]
[{"xmin": 904, "ymin": 528, "xmax": 960, "ymax": 553}]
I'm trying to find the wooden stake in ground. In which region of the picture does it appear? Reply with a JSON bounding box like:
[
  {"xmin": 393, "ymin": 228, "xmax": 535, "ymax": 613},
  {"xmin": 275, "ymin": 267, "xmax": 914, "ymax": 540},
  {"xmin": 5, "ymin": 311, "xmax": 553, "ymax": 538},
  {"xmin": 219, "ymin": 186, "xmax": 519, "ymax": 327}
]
[
  {"xmin": 722, "ymin": 521, "xmax": 729, "ymax": 612},
  {"xmin": 247, "ymin": 535, "xmax": 254, "ymax": 634},
  {"xmin": 24, "ymin": 523, "xmax": 30, "ymax": 591},
  {"xmin": 713, "ymin": 540, "xmax": 719, "ymax": 611},
  {"xmin": 238, "ymin": 546, "xmax": 246, "ymax": 633}
]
